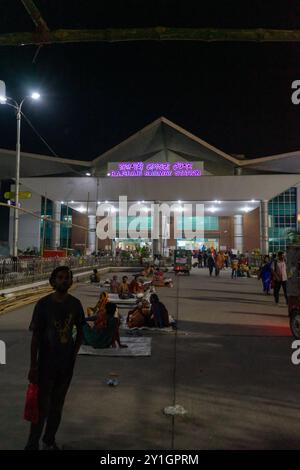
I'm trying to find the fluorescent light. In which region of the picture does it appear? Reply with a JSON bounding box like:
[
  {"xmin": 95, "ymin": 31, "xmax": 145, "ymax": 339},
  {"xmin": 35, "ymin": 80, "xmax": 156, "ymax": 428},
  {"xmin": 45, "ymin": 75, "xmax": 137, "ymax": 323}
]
[
  {"xmin": 107, "ymin": 173, "xmax": 111, "ymax": 176},
  {"xmin": 85, "ymin": 172, "xmax": 91, "ymax": 176},
  {"xmin": 61, "ymin": 201, "xmax": 64, "ymax": 204},
  {"xmin": 31, "ymin": 92, "xmax": 40, "ymax": 100},
  {"xmin": 214, "ymin": 200, "xmax": 221, "ymax": 204},
  {"xmin": 207, "ymin": 206, "xmax": 218, "ymax": 213}
]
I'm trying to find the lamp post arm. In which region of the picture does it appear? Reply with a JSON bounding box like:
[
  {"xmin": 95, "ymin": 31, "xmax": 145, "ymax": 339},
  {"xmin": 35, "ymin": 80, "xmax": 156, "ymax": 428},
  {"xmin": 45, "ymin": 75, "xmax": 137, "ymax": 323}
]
[{"xmin": 5, "ymin": 97, "xmax": 19, "ymax": 109}]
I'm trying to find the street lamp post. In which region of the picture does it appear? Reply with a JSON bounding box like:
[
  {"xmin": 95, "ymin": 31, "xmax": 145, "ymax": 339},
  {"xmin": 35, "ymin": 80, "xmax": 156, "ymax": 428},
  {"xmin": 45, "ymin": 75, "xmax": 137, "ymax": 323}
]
[{"xmin": 0, "ymin": 88, "xmax": 40, "ymax": 257}]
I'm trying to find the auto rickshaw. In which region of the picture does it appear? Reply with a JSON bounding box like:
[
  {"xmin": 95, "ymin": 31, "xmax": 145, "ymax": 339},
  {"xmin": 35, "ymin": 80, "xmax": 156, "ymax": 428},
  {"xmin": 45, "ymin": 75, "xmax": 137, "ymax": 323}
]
[{"xmin": 174, "ymin": 249, "xmax": 192, "ymax": 275}]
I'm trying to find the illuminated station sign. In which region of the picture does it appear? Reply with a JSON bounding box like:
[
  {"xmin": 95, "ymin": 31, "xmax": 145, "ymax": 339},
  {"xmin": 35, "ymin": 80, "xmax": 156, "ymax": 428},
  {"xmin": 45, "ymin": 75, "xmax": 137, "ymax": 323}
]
[{"xmin": 107, "ymin": 161, "xmax": 202, "ymax": 177}]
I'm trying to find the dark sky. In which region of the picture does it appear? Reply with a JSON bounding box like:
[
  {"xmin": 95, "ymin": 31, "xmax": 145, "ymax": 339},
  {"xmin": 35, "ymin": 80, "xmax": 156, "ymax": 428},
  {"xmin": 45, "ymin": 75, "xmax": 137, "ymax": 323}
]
[{"xmin": 1, "ymin": 0, "xmax": 300, "ymax": 161}]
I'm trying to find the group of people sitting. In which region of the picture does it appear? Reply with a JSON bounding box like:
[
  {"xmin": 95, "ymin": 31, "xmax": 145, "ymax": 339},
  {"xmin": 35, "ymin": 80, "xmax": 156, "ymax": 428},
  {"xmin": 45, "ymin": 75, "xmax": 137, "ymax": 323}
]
[
  {"xmin": 230, "ymin": 255, "xmax": 251, "ymax": 279},
  {"xmin": 82, "ymin": 290, "xmax": 171, "ymax": 349},
  {"xmin": 91, "ymin": 267, "xmax": 173, "ymax": 295},
  {"xmin": 141, "ymin": 265, "xmax": 173, "ymax": 287},
  {"xmin": 127, "ymin": 293, "xmax": 170, "ymax": 329},
  {"xmin": 85, "ymin": 264, "xmax": 175, "ymax": 349}
]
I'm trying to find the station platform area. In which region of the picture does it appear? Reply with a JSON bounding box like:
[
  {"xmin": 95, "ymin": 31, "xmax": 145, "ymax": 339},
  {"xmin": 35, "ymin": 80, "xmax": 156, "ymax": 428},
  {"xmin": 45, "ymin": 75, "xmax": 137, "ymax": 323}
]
[{"xmin": 0, "ymin": 267, "xmax": 299, "ymax": 450}]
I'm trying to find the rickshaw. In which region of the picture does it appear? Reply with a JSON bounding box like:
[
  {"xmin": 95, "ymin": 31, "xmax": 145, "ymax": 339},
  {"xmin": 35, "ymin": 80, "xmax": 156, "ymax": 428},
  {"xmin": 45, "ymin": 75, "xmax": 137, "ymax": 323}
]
[{"xmin": 174, "ymin": 249, "xmax": 192, "ymax": 275}]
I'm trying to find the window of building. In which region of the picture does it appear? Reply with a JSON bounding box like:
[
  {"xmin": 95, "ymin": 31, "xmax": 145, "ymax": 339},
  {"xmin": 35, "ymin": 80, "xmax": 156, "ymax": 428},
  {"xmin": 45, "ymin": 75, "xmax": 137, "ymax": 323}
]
[{"xmin": 268, "ymin": 187, "xmax": 297, "ymax": 253}]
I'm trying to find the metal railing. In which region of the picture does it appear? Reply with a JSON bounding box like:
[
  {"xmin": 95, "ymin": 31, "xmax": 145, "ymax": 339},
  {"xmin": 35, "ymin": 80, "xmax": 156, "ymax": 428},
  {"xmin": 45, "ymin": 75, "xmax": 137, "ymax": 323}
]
[{"xmin": 0, "ymin": 255, "xmax": 146, "ymax": 289}]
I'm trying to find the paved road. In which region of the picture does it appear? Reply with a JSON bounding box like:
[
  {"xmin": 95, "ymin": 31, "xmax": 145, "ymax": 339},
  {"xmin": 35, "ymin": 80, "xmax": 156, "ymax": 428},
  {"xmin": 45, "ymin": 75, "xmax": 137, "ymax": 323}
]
[{"xmin": 0, "ymin": 267, "xmax": 299, "ymax": 450}]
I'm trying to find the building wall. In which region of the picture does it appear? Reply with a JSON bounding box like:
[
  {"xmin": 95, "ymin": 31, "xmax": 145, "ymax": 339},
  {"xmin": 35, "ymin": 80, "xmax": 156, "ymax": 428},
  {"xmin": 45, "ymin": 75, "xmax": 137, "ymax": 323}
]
[
  {"xmin": 219, "ymin": 216, "xmax": 233, "ymax": 250},
  {"xmin": 244, "ymin": 209, "xmax": 260, "ymax": 252},
  {"xmin": 71, "ymin": 211, "xmax": 88, "ymax": 254}
]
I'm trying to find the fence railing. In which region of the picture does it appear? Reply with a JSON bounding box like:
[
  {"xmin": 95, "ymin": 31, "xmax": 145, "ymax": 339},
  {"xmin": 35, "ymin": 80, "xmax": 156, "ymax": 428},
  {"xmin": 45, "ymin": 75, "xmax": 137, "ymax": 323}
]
[{"xmin": 0, "ymin": 255, "xmax": 148, "ymax": 289}]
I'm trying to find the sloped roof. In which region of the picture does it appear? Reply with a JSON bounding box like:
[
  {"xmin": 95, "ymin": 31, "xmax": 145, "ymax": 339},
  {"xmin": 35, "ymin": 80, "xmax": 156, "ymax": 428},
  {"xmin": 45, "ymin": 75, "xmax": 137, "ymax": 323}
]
[
  {"xmin": 92, "ymin": 116, "xmax": 239, "ymax": 175},
  {"xmin": 3, "ymin": 116, "xmax": 300, "ymax": 179},
  {"xmin": 0, "ymin": 148, "xmax": 90, "ymax": 178},
  {"xmin": 239, "ymin": 150, "xmax": 300, "ymax": 174}
]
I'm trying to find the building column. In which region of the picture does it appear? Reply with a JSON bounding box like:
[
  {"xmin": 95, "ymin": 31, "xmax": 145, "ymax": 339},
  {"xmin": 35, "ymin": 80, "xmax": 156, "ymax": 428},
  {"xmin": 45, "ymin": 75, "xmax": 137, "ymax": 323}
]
[
  {"xmin": 88, "ymin": 215, "xmax": 96, "ymax": 254},
  {"xmin": 152, "ymin": 200, "xmax": 162, "ymax": 257},
  {"xmin": 51, "ymin": 201, "xmax": 61, "ymax": 249},
  {"xmin": 260, "ymin": 200, "xmax": 269, "ymax": 255},
  {"xmin": 233, "ymin": 214, "xmax": 244, "ymax": 254},
  {"xmin": 152, "ymin": 239, "xmax": 162, "ymax": 256}
]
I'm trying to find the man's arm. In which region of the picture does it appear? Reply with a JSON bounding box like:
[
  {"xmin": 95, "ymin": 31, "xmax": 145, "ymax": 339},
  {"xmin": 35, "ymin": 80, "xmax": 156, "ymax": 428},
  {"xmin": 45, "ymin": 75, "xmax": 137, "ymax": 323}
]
[
  {"xmin": 74, "ymin": 301, "xmax": 85, "ymax": 358},
  {"xmin": 74, "ymin": 326, "xmax": 83, "ymax": 356},
  {"xmin": 28, "ymin": 332, "xmax": 39, "ymax": 384}
]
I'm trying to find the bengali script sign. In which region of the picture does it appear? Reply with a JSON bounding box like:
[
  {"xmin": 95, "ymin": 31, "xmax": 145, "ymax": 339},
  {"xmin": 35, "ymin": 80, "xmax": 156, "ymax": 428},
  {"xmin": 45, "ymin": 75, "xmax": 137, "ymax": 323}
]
[{"xmin": 107, "ymin": 161, "xmax": 202, "ymax": 177}]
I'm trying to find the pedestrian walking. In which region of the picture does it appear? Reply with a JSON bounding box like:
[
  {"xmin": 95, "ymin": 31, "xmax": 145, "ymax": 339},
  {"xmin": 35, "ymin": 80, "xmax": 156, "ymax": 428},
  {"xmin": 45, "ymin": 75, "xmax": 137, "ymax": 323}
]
[
  {"xmin": 207, "ymin": 253, "xmax": 215, "ymax": 276},
  {"xmin": 271, "ymin": 251, "xmax": 288, "ymax": 305}
]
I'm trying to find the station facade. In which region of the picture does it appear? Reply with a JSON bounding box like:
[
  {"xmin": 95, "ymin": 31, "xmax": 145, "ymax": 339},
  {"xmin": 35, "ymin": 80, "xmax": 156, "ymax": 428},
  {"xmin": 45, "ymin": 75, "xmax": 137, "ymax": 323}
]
[{"xmin": 0, "ymin": 117, "xmax": 300, "ymax": 256}]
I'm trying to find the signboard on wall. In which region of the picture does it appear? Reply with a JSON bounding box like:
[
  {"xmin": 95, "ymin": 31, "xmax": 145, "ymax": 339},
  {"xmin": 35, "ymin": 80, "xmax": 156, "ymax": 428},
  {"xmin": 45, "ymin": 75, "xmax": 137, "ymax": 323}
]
[
  {"xmin": 107, "ymin": 161, "xmax": 203, "ymax": 177},
  {"xmin": 4, "ymin": 191, "xmax": 32, "ymax": 200}
]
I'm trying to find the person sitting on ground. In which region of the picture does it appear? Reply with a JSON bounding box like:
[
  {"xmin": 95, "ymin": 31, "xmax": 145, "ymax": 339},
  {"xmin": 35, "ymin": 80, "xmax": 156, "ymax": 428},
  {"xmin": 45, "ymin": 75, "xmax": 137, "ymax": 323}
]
[
  {"xmin": 110, "ymin": 275, "xmax": 120, "ymax": 294},
  {"xmin": 84, "ymin": 299, "xmax": 127, "ymax": 348},
  {"xmin": 129, "ymin": 275, "xmax": 145, "ymax": 294},
  {"xmin": 86, "ymin": 291, "xmax": 109, "ymax": 323},
  {"xmin": 149, "ymin": 293, "xmax": 170, "ymax": 328},
  {"xmin": 142, "ymin": 264, "xmax": 154, "ymax": 278},
  {"xmin": 239, "ymin": 255, "xmax": 251, "ymax": 278},
  {"xmin": 90, "ymin": 268, "xmax": 100, "ymax": 283},
  {"xmin": 118, "ymin": 276, "xmax": 135, "ymax": 299},
  {"xmin": 152, "ymin": 268, "xmax": 173, "ymax": 288},
  {"xmin": 127, "ymin": 299, "xmax": 151, "ymax": 328}
]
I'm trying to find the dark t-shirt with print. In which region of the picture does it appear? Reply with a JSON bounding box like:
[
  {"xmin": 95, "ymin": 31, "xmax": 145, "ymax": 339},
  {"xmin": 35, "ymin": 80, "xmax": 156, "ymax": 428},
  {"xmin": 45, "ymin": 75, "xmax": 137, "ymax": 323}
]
[{"xmin": 29, "ymin": 293, "xmax": 85, "ymax": 376}]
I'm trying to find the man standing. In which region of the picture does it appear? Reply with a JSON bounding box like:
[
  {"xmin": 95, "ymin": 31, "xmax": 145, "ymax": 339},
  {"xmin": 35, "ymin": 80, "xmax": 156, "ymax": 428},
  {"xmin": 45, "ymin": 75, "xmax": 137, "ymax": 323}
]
[
  {"xmin": 197, "ymin": 251, "xmax": 203, "ymax": 268},
  {"xmin": 25, "ymin": 266, "xmax": 85, "ymax": 450},
  {"xmin": 272, "ymin": 251, "xmax": 288, "ymax": 305},
  {"xmin": 215, "ymin": 252, "xmax": 225, "ymax": 277},
  {"xmin": 207, "ymin": 252, "xmax": 215, "ymax": 277}
]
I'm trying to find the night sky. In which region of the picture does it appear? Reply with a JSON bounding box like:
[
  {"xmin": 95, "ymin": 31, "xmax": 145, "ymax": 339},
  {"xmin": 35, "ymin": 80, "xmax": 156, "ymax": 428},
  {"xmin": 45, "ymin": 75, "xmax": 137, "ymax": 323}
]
[{"xmin": 1, "ymin": 0, "xmax": 300, "ymax": 161}]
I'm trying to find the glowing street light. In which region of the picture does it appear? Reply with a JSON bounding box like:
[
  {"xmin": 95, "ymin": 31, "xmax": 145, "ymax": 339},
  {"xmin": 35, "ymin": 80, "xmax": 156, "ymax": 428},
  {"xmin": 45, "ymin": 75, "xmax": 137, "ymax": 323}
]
[
  {"xmin": 0, "ymin": 81, "xmax": 41, "ymax": 257},
  {"xmin": 31, "ymin": 92, "xmax": 40, "ymax": 100}
]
